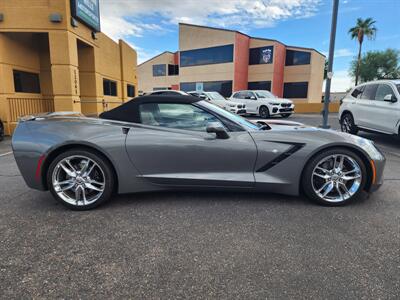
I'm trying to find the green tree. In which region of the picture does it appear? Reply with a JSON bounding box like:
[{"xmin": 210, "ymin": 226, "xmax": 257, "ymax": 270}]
[
  {"xmin": 348, "ymin": 17, "xmax": 377, "ymax": 85},
  {"xmin": 349, "ymin": 49, "xmax": 400, "ymax": 82}
]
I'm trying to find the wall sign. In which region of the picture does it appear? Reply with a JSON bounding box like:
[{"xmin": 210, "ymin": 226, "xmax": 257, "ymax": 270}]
[
  {"xmin": 196, "ymin": 82, "xmax": 204, "ymax": 92},
  {"xmin": 70, "ymin": 0, "xmax": 101, "ymax": 32},
  {"xmin": 249, "ymin": 46, "xmax": 274, "ymax": 65}
]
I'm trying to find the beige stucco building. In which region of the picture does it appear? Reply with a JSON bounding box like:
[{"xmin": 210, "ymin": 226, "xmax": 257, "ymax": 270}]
[
  {"xmin": 138, "ymin": 23, "xmax": 325, "ymax": 104},
  {"xmin": 0, "ymin": 0, "xmax": 138, "ymax": 135}
]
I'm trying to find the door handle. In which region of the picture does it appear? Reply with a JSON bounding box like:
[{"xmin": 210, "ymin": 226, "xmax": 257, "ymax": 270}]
[{"xmin": 122, "ymin": 127, "xmax": 130, "ymax": 134}]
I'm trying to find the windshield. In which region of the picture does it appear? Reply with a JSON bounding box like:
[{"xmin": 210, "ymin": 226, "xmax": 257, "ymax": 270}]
[
  {"xmin": 198, "ymin": 100, "xmax": 260, "ymax": 130},
  {"xmin": 255, "ymin": 91, "xmax": 276, "ymax": 98},
  {"xmin": 206, "ymin": 92, "xmax": 225, "ymax": 100}
]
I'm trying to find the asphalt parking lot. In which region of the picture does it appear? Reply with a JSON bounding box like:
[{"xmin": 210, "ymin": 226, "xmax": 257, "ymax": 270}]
[{"xmin": 0, "ymin": 113, "xmax": 399, "ymax": 299}]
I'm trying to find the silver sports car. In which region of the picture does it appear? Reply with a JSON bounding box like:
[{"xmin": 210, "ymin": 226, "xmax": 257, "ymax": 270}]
[{"xmin": 12, "ymin": 95, "xmax": 385, "ymax": 210}]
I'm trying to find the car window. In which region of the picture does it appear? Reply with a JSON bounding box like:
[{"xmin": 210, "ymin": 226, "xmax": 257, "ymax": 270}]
[
  {"xmin": 360, "ymin": 84, "xmax": 378, "ymax": 100},
  {"xmin": 232, "ymin": 92, "xmax": 243, "ymax": 99},
  {"xmin": 375, "ymin": 84, "xmax": 395, "ymax": 101},
  {"xmin": 241, "ymin": 91, "xmax": 255, "ymax": 100},
  {"xmin": 351, "ymin": 86, "xmax": 364, "ymax": 98},
  {"xmin": 139, "ymin": 103, "xmax": 222, "ymax": 132},
  {"xmin": 255, "ymin": 91, "xmax": 275, "ymax": 98},
  {"xmin": 397, "ymin": 84, "xmax": 400, "ymax": 94}
]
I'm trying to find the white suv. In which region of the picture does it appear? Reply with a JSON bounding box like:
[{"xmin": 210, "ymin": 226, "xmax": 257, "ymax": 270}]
[
  {"xmin": 229, "ymin": 90, "xmax": 294, "ymax": 118},
  {"xmin": 339, "ymin": 80, "xmax": 400, "ymax": 136}
]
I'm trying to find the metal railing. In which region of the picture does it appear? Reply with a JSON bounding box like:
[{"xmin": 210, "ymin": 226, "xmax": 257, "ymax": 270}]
[
  {"xmin": 75, "ymin": 99, "xmax": 124, "ymax": 111},
  {"xmin": 7, "ymin": 97, "xmax": 55, "ymax": 123}
]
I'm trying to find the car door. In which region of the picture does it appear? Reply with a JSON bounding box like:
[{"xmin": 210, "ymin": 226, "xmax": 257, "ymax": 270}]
[
  {"xmin": 372, "ymin": 83, "xmax": 400, "ymax": 133},
  {"xmin": 125, "ymin": 102, "xmax": 257, "ymax": 187},
  {"xmin": 242, "ymin": 91, "xmax": 258, "ymax": 114},
  {"xmin": 356, "ymin": 83, "xmax": 378, "ymax": 128}
]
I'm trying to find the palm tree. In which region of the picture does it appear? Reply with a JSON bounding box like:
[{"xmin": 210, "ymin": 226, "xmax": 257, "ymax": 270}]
[{"xmin": 348, "ymin": 18, "xmax": 377, "ymax": 85}]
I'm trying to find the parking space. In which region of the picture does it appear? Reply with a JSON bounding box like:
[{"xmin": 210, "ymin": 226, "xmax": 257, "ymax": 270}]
[{"xmin": 0, "ymin": 113, "xmax": 399, "ymax": 299}]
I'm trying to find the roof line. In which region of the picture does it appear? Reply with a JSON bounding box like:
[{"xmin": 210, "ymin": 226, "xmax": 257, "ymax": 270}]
[
  {"xmin": 139, "ymin": 23, "xmax": 325, "ymax": 66},
  {"xmin": 137, "ymin": 51, "xmax": 177, "ymax": 67},
  {"xmin": 179, "ymin": 23, "xmax": 325, "ymax": 57}
]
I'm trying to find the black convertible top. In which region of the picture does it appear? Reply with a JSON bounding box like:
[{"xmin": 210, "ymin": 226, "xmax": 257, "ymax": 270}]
[{"xmin": 99, "ymin": 94, "xmax": 200, "ymax": 123}]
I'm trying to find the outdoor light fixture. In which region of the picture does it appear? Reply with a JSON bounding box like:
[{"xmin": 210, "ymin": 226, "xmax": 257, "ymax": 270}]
[
  {"xmin": 49, "ymin": 13, "xmax": 62, "ymax": 23},
  {"xmin": 0, "ymin": 13, "xmax": 4, "ymax": 22},
  {"xmin": 71, "ymin": 17, "xmax": 78, "ymax": 28},
  {"xmin": 91, "ymin": 31, "xmax": 97, "ymax": 40}
]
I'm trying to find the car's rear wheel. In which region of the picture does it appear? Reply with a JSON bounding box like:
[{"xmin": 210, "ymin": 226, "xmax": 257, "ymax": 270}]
[
  {"xmin": 281, "ymin": 113, "xmax": 292, "ymax": 118},
  {"xmin": 340, "ymin": 113, "xmax": 358, "ymax": 134},
  {"xmin": 259, "ymin": 106, "xmax": 270, "ymax": 119},
  {"xmin": 302, "ymin": 148, "xmax": 367, "ymax": 206},
  {"xmin": 47, "ymin": 149, "xmax": 114, "ymax": 210}
]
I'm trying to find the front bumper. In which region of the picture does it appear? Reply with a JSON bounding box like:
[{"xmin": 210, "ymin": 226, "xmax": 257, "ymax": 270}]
[
  {"xmin": 368, "ymin": 155, "xmax": 386, "ymax": 192},
  {"xmin": 271, "ymin": 104, "xmax": 295, "ymax": 115}
]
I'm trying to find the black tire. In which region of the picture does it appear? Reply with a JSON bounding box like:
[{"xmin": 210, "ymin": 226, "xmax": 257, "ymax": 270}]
[
  {"xmin": 281, "ymin": 113, "xmax": 292, "ymax": 118},
  {"xmin": 0, "ymin": 120, "xmax": 4, "ymax": 141},
  {"xmin": 259, "ymin": 106, "xmax": 270, "ymax": 119},
  {"xmin": 47, "ymin": 148, "xmax": 115, "ymax": 210},
  {"xmin": 340, "ymin": 113, "xmax": 358, "ymax": 135},
  {"xmin": 302, "ymin": 148, "xmax": 367, "ymax": 206}
]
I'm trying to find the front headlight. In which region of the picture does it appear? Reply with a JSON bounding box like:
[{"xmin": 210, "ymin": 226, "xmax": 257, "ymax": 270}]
[{"xmin": 357, "ymin": 138, "xmax": 384, "ymax": 160}]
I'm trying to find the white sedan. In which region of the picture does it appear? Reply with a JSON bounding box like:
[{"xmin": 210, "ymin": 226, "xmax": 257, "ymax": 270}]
[{"xmin": 188, "ymin": 91, "xmax": 246, "ymax": 115}]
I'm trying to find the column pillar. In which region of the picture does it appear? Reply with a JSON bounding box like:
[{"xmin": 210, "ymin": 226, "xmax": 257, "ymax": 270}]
[{"xmin": 48, "ymin": 31, "xmax": 81, "ymax": 112}]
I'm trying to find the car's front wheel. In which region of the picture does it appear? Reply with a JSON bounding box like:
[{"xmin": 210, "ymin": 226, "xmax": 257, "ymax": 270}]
[
  {"xmin": 47, "ymin": 149, "xmax": 114, "ymax": 210},
  {"xmin": 259, "ymin": 106, "xmax": 270, "ymax": 119},
  {"xmin": 340, "ymin": 113, "xmax": 358, "ymax": 135},
  {"xmin": 302, "ymin": 148, "xmax": 367, "ymax": 206}
]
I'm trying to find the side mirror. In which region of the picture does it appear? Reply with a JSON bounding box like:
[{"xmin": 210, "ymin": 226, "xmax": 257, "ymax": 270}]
[
  {"xmin": 250, "ymin": 96, "xmax": 257, "ymax": 100},
  {"xmin": 206, "ymin": 122, "xmax": 229, "ymax": 139},
  {"xmin": 199, "ymin": 94, "xmax": 207, "ymax": 99},
  {"xmin": 383, "ymin": 94, "xmax": 397, "ymax": 103}
]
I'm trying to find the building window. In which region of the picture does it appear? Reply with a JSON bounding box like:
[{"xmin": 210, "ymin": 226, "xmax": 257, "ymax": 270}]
[
  {"xmin": 248, "ymin": 81, "xmax": 271, "ymax": 91},
  {"xmin": 127, "ymin": 84, "xmax": 135, "ymax": 97},
  {"xmin": 180, "ymin": 44, "xmax": 234, "ymax": 67},
  {"xmin": 168, "ymin": 64, "xmax": 179, "ymax": 76},
  {"xmin": 13, "ymin": 70, "xmax": 41, "ymax": 93},
  {"xmin": 103, "ymin": 79, "xmax": 117, "ymax": 96},
  {"xmin": 152, "ymin": 64, "xmax": 166, "ymax": 77},
  {"xmin": 283, "ymin": 82, "xmax": 308, "ymax": 98},
  {"xmin": 249, "ymin": 46, "xmax": 274, "ymax": 65},
  {"xmin": 180, "ymin": 81, "xmax": 233, "ymax": 97},
  {"xmin": 285, "ymin": 50, "xmax": 311, "ymax": 66}
]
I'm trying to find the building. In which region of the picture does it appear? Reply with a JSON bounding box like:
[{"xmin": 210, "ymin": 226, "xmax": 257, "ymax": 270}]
[
  {"xmin": 138, "ymin": 23, "xmax": 325, "ymax": 104},
  {"xmin": 0, "ymin": 0, "xmax": 138, "ymax": 135}
]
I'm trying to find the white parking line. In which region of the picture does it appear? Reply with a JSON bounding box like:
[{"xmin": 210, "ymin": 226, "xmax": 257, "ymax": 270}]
[{"xmin": 0, "ymin": 151, "xmax": 12, "ymax": 157}]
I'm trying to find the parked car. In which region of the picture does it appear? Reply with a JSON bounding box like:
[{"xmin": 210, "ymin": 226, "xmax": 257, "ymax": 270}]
[
  {"xmin": 0, "ymin": 119, "xmax": 4, "ymax": 141},
  {"xmin": 188, "ymin": 91, "xmax": 246, "ymax": 115},
  {"xmin": 339, "ymin": 80, "xmax": 400, "ymax": 136},
  {"xmin": 230, "ymin": 90, "xmax": 294, "ymax": 118},
  {"xmin": 12, "ymin": 95, "xmax": 385, "ymax": 210},
  {"xmin": 145, "ymin": 90, "xmax": 189, "ymax": 96}
]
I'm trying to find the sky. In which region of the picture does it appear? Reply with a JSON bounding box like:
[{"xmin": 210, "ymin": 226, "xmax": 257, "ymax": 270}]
[{"xmin": 99, "ymin": 0, "xmax": 400, "ymax": 92}]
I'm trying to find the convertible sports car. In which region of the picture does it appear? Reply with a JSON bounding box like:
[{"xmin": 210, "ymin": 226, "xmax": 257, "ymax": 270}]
[{"xmin": 12, "ymin": 95, "xmax": 385, "ymax": 210}]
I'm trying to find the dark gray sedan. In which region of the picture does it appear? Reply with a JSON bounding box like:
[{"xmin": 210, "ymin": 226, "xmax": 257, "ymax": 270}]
[{"xmin": 12, "ymin": 95, "xmax": 385, "ymax": 210}]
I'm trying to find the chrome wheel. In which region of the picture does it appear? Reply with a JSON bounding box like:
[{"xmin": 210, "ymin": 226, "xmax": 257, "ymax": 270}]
[
  {"xmin": 311, "ymin": 154, "xmax": 362, "ymax": 203},
  {"xmin": 52, "ymin": 155, "xmax": 105, "ymax": 206}
]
